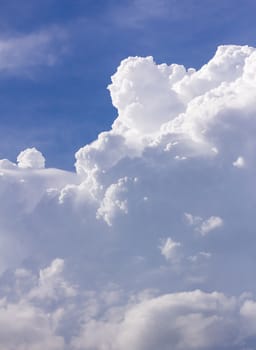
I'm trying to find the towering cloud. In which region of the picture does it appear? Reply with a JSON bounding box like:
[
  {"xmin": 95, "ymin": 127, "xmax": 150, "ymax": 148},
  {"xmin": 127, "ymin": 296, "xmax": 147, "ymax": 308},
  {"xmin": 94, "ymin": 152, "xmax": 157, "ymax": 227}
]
[{"xmin": 0, "ymin": 45, "xmax": 256, "ymax": 348}]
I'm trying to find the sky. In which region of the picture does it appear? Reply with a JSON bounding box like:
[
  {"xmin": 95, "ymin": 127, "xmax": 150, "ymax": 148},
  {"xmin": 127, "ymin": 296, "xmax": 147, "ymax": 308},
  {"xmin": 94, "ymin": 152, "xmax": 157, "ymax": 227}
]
[
  {"xmin": 0, "ymin": 0, "xmax": 256, "ymax": 169},
  {"xmin": 2, "ymin": 1, "xmax": 256, "ymax": 349}
]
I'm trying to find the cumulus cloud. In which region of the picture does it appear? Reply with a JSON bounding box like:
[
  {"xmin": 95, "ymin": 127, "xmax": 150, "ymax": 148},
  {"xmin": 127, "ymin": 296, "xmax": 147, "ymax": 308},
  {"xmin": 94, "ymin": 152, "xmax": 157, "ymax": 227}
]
[
  {"xmin": 185, "ymin": 213, "xmax": 223, "ymax": 236},
  {"xmin": 108, "ymin": 55, "xmax": 185, "ymax": 134},
  {"xmin": 0, "ymin": 260, "xmax": 69, "ymax": 350},
  {"xmin": 0, "ymin": 44, "xmax": 256, "ymax": 348},
  {"xmin": 96, "ymin": 177, "xmax": 139, "ymax": 225},
  {"xmin": 70, "ymin": 289, "xmax": 256, "ymax": 350},
  {"xmin": 17, "ymin": 147, "xmax": 46, "ymax": 169},
  {"xmin": 28, "ymin": 258, "xmax": 77, "ymax": 301},
  {"xmin": 0, "ymin": 158, "xmax": 17, "ymax": 169},
  {"xmin": 3, "ymin": 261, "xmax": 256, "ymax": 349},
  {"xmin": 199, "ymin": 216, "xmax": 223, "ymax": 236},
  {"xmin": 159, "ymin": 237, "xmax": 181, "ymax": 262},
  {"xmin": 0, "ymin": 301, "xmax": 65, "ymax": 350}
]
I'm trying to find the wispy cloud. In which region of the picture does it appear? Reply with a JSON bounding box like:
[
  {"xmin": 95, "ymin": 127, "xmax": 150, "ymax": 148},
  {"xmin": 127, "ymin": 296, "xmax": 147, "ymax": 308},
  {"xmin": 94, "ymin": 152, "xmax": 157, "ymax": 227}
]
[
  {"xmin": 0, "ymin": 27, "xmax": 68, "ymax": 76},
  {"xmin": 109, "ymin": 0, "xmax": 170, "ymax": 28},
  {"xmin": 108, "ymin": 0, "xmax": 237, "ymax": 33}
]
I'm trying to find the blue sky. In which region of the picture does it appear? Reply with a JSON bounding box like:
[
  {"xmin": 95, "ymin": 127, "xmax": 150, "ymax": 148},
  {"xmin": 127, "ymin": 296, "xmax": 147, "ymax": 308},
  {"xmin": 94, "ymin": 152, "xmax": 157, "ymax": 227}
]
[{"xmin": 1, "ymin": 0, "xmax": 256, "ymax": 169}]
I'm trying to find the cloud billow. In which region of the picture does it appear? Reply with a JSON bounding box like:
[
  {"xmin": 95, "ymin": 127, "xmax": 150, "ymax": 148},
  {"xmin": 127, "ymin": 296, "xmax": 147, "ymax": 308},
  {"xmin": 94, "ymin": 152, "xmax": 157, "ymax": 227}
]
[{"xmin": 0, "ymin": 45, "xmax": 256, "ymax": 348}]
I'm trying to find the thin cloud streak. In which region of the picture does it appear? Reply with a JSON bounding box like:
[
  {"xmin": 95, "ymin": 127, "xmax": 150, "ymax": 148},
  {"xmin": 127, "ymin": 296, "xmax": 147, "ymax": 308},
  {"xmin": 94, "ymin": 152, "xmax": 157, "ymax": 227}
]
[{"xmin": 0, "ymin": 27, "xmax": 68, "ymax": 76}]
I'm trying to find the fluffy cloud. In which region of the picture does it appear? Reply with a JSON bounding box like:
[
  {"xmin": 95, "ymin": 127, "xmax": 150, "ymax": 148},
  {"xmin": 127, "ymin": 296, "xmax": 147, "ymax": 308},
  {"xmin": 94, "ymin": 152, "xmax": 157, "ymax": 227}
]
[
  {"xmin": 0, "ymin": 44, "xmax": 256, "ymax": 348},
  {"xmin": 159, "ymin": 237, "xmax": 181, "ymax": 262},
  {"xmin": 199, "ymin": 216, "xmax": 223, "ymax": 236},
  {"xmin": 108, "ymin": 55, "xmax": 185, "ymax": 134},
  {"xmin": 0, "ymin": 300, "xmax": 65, "ymax": 350},
  {"xmin": 1, "ymin": 260, "xmax": 256, "ymax": 350},
  {"xmin": 17, "ymin": 147, "xmax": 46, "ymax": 169},
  {"xmin": 0, "ymin": 260, "xmax": 70, "ymax": 350},
  {"xmin": 185, "ymin": 213, "xmax": 223, "ymax": 236},
  {"xmin": 71, "ymin": 289, "xmax": 251, "ymax": 350},
  {"xmin": 28, "ymin": 258, "xmax": 77, "ymax": 300}
]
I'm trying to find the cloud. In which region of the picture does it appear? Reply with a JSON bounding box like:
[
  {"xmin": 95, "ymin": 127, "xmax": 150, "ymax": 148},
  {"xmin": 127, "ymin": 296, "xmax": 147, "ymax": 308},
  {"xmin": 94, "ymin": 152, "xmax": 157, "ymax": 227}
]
[
  {"xmin": 233, "ymin": 156, "xmax": 245, "ymax": 168},
  {"xmin": 108, "ymin": 0, "xmax": 228, "ymax": 29},
  {"xmin": 17, "ymin": 147, "xmax": 45, "ymax": 169},
  {"xmin": 0, "ymin": 44, "xmax": 256, "ymax": 347},
  {"xmin": 0, "ymin": 27, "xmax": 67, "ymax": 75},
  {"xmin": 199, "ymin": 216, "xmax": 223, "ymax": 236},
  {"xmin": 70, "ymin": 289, "xmax": 256, "ymax": 350},
  {"xmin": 185, "ymin": 213, "xmax": 223, "ymax": 236},
  {"xmin": 1, "ymin": 260, "xmax": 256, "ymax": 350},
  {"xmin": 0, "ymin": 300, "xmax": 65, "ymax": 350},
  {"xmin": 108, "ymin": 55, "xmax": 185, "ymax": 134},
  {"xmin": 159, "ymin": 237, "xmax": 181, "ymax": 262},
  {"xmin": 109, "ymin": 0, "xmax": 170, "ymax": 28},
  {"xmin": 0, "ymin": 261, "xmax": 68, "ymax": 350},
  {"xmin": 28, "ymin": 258, "xmax": 77, "ymax": 301}
]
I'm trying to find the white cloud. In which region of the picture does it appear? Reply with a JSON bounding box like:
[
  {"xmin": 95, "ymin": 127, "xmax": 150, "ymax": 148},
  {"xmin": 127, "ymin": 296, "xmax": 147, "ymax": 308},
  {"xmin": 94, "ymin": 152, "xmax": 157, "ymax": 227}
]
[
  {"xmin": 0, "ymin": 301, "xmax": 65, "ymax": 350},
  {"xmin": 96, "ymin": 177, "xmax": 137, "ymax": 225},
  {"xmin": 1, "ymin": 260, "xmax": 256, "ymax": 349},
  {"xmin": 71, "ymin": 289, "xmax": 256, "ymax": 350},
  {"xmin": 159, "ymin": 237, "xmax": 181, "ymax": 262},
  {"xmin": 199, "ymin": 216, "xmax": 223, "ymax": 236},
  {"xmin": 184, "ymin": 212, "xmax": 202, "ymax": 226},
  {"xmin": 0, "ymin": 260, "xmax": 69, "ymax": 350},
  {"xmin": 108, "ymin": 55, "xmax": 185, "ymax": 135},
  {"xmin": 0, "ymin": 45, "xmax": 256, "ymax": 347},
  {"xmin": 233, "ymin": 156, "xmax": 245, "ymax": 168},
  {"xmin": 0, "ymin": 28, "xmax": 67, "ymax": 75},
  {"xmin": 17, "ymin": 147, "xmax": 45, "ymax": 169},
  {"xmin": 188, "ymin": 251, "xmax": 211, "ymax": 263},
  {"xmin": 185, "ymin": 213, "xmax": 223, "ymax": 236},
  {"xmin": 28, "ymin": 258, "xmax": 77, "ymax": 301},
  {"xmin": 0, "ymin": 158, "xmax": 17, "ymax": 169}
]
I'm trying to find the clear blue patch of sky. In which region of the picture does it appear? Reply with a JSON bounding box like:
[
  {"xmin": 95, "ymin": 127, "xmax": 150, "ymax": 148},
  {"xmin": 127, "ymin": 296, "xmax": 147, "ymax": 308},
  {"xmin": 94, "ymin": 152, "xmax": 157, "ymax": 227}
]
[{"xmin": 0, "ymin": 0, "xmax": 256, "ymax": 169}]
